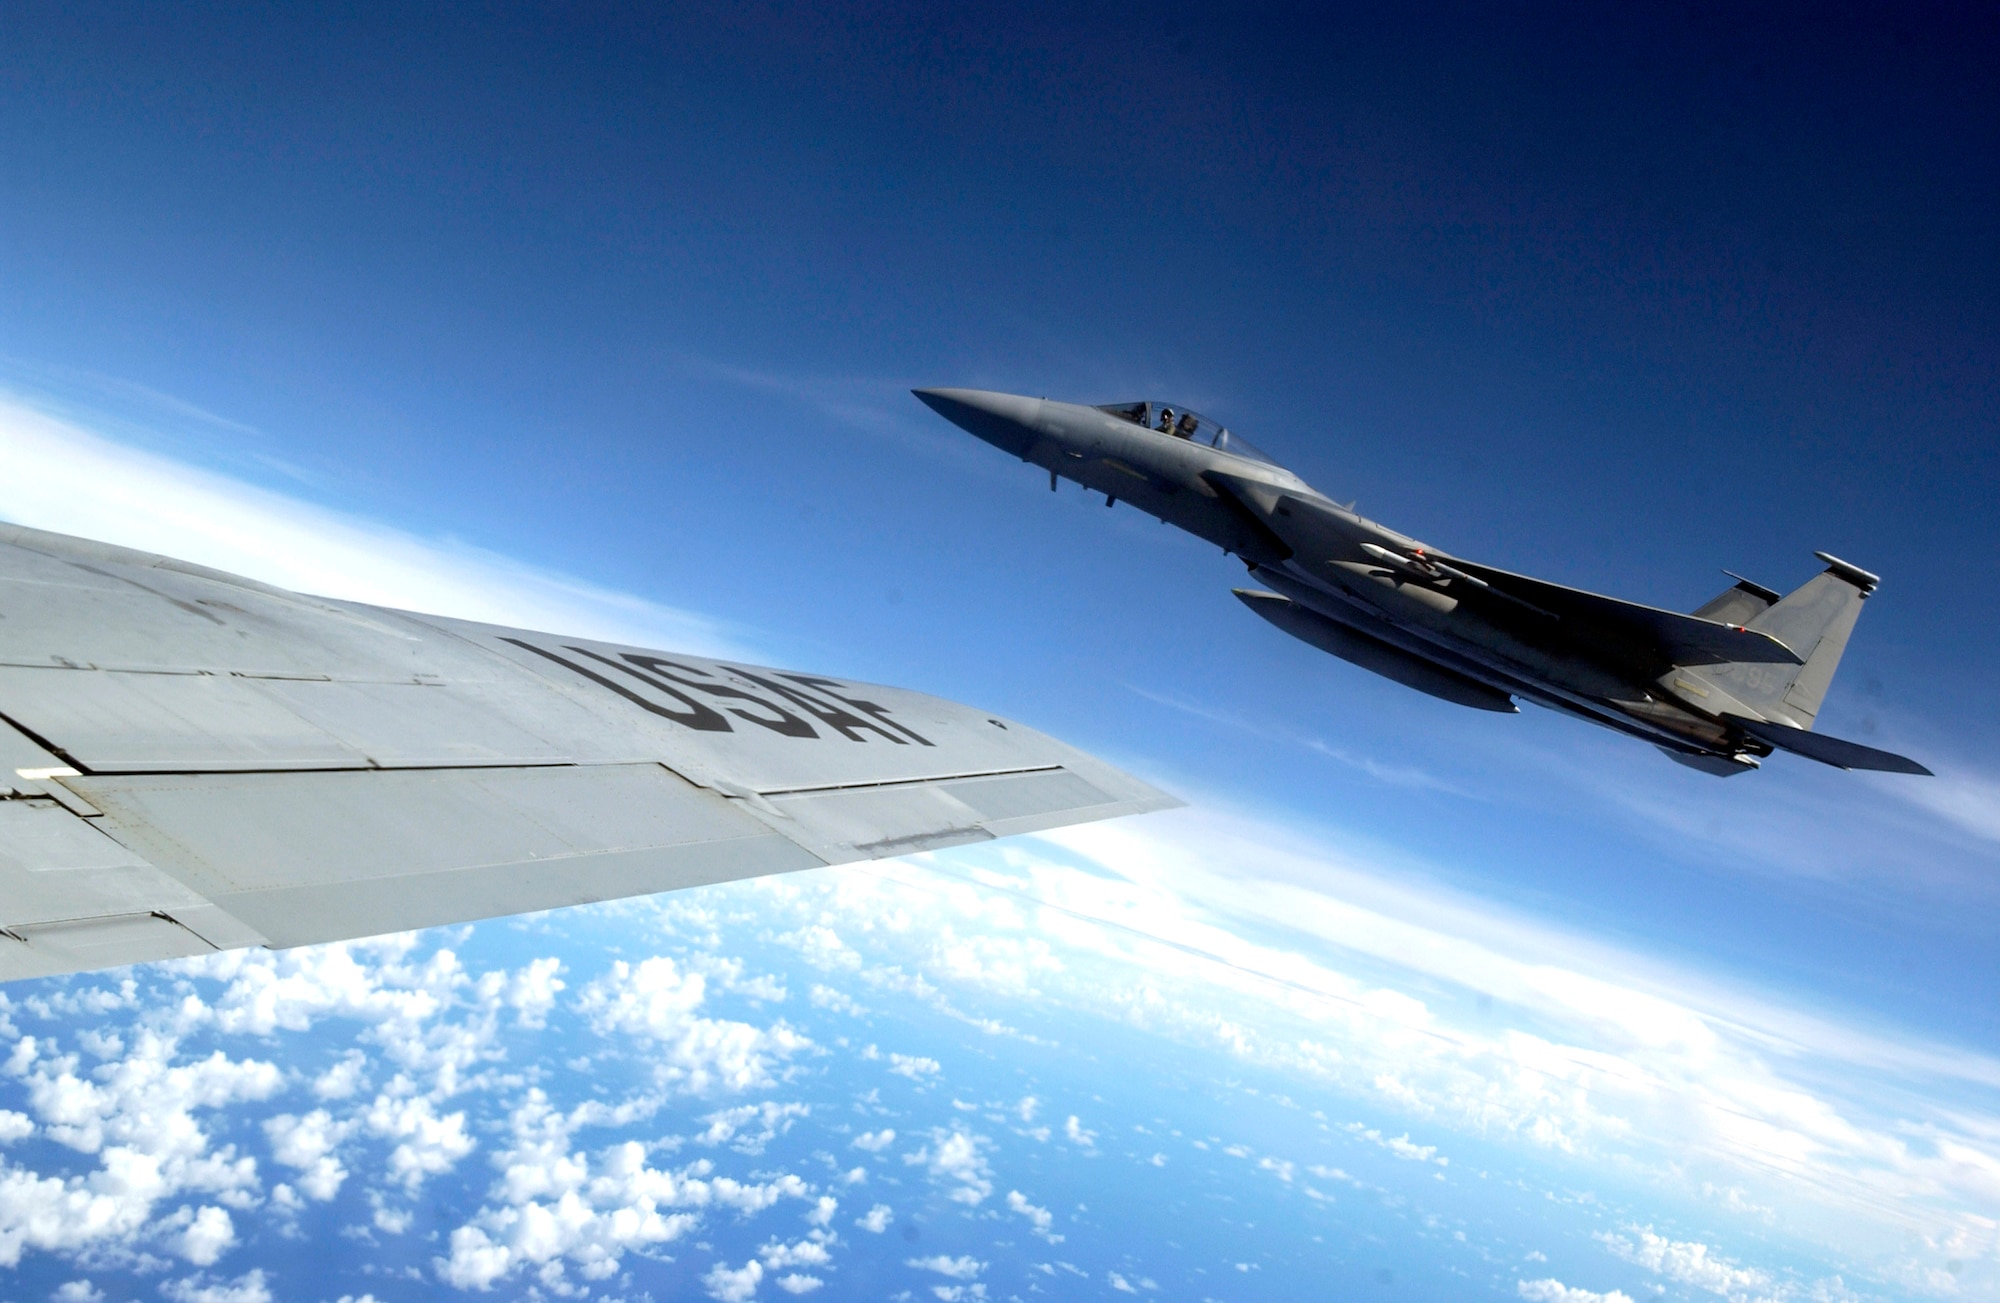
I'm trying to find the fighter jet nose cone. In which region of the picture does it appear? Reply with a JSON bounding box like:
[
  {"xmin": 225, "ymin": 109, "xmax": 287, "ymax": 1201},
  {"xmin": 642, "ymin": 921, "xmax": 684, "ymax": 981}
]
[
  {"xmin": 910, "ymin": 387, "xmax": 1013, "ymax": 422},
  {"xmin": 910, "ymin": 388, "xmax": 1045, "ymax": 456},
  {"xmin": 909, "ymin": 388, "xmax": 962, "ymax": 417}
]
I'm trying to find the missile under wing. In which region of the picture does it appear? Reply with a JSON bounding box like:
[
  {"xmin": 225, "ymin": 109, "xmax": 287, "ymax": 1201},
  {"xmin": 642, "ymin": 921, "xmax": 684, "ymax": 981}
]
[
  {"xmin": 915, "ymin": 388, "xmax": 1928, "ymax": 778},
  {"xmin": 0, "ymin": 523, "xmax": 1175, "ymax": 982}
]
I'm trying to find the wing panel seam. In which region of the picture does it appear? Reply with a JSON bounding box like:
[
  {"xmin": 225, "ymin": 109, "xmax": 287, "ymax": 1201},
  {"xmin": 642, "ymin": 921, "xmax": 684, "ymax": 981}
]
[{"xmin": 757, "ymin": 763, "xmax": 1063, "ymax": 798}]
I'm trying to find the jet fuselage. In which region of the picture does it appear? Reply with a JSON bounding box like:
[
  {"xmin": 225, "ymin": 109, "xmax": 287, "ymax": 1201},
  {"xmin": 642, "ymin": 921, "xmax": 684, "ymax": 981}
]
[{"xmin": 915, "ymin": 387, "xmax": 1928, "ymax": 778}]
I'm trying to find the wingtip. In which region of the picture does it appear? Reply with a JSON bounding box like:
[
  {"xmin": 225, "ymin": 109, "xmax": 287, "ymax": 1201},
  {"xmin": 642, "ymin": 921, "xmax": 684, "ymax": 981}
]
[{"xmin": 1813, "ymin": 551, "xmax": 1881, "ymax": 593}]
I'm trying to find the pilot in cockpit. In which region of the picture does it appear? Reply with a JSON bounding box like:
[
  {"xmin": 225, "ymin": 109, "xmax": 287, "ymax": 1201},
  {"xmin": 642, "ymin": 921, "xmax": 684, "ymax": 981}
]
[
  {"xmin": 1174, "ymin": 411, "xmax": 1198, "ymax": 439},
  {"xmin": 1157, "ymin": 407, "xmax": 1176, "ymax": 433}
]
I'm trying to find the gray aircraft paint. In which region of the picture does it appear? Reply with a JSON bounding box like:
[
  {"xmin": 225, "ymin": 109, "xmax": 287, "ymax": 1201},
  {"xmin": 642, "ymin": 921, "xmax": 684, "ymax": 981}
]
[
  {"xmin": 914, "ymin": 388, "xmax": 1928, "ymax": 779},
  {"xmin": 0, "ymin": 523, "xmax": 1176, "ymax": 982}
]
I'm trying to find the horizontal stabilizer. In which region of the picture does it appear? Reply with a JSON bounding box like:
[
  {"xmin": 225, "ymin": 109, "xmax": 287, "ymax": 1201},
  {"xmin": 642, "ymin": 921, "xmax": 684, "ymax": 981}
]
[{"xmin": 1728, "ymin": 715, "xmax": 1931, "ymax": 776}]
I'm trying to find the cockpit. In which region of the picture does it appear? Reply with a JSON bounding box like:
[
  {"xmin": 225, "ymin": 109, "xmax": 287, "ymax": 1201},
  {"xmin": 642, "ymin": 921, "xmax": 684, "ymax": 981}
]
[{"xmin": 1096, "ymin": 401, "xmax": 1278, "ymax": 466}]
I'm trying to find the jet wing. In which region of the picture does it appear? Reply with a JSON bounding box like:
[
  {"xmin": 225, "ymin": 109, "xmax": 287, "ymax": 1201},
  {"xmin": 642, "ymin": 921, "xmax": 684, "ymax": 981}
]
[
  {"xmin": 1201, "ymin": 475, "xmax": 1802, "ymax": 672},
  {"xmin": 1433, "ymin": 555, "xmax": 1805, "ymax": 668},
  {"xmin": 0, "ymin": 523, "xmax": 1175, "ymax": 982}
]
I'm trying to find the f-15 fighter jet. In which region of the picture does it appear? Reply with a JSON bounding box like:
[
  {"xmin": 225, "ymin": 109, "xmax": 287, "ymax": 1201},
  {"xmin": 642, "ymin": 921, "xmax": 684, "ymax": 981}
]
[
  {"xmin": 915, "ymin": 388, "xmax": 1928, "ymax": 778},
  {"xmin": 0, "ymin": 522, "xmax": 1173, "ymax": 982}
]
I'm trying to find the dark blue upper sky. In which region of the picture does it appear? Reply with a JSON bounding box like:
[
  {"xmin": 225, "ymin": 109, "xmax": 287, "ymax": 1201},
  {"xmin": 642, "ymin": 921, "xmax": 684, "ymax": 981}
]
[{"xmin": 3, "ymin": 4, "xmax": 1997, "ymax": 1044}]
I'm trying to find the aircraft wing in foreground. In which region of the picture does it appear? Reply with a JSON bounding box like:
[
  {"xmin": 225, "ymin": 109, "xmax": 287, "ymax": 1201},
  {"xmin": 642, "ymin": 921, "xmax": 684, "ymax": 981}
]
[
  {"xmin": 0, "ymin": 523, "xmax": 1175, "ymax": 982},
  {"xmin": 915, "ymin": 388, "xmax": 1929, "ymax": 779}
]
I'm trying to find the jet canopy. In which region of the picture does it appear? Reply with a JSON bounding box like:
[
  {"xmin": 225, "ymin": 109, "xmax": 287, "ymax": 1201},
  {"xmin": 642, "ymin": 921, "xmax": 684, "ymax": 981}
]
[{"xmin": 1096, "ymin": 401, "xmax": 1277, "ymax": 466}]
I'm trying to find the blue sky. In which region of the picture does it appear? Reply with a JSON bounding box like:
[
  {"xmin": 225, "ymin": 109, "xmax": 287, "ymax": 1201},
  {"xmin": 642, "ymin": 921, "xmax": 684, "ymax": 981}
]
[{"xmin": 1, "ymin": 5, "xmax": 1997, "ymax": 1299}]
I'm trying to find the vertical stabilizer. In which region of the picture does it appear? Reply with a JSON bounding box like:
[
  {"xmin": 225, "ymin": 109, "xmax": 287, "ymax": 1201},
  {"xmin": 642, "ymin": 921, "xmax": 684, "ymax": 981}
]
[{"xmin": 1695, "ymin": 554, "xmax": 1876, "ymax": 729}]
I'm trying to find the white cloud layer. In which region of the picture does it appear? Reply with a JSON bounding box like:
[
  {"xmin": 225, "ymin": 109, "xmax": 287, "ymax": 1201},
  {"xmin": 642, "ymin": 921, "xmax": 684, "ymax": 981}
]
[
  {"xmin": 722, "ymin": 808, "xmax": 2000, "ymax": 1295},
  {"xmin": 1518, "ymin": 1280, "xmax": 1636, "ymax": 1303}
]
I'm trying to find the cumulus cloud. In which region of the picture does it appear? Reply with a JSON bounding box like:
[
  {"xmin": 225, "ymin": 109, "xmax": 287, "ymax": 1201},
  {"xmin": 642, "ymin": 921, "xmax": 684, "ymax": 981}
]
[
  {"xmin": 808, "ymin": 986, "xmax": 866, "ymax": 1016},
  {"xmin": 579, "ymin": 958, "xmax": 810, "ymax": 1094},
  {"xmin": 264, "ymin": 1110, "xmax": 353, "ymax": 1200},
  {"xmin": 907, "ymin": 1254, "xmax": 985, "ymax": 1279},
  {"xmin": 312, "ymin": 1051, "xmax": 369, "ymax": 1102},
  {"xmin": 184, "ymin": 940, "xmax": 514, "ymax": 1097},
  {"xmin": 170, "ymin": 1206, "xmax": 237, "ymax": 1266},
  {"xmin": 703, "ymin": 1258, "xmax": 764, "ymax": 1303},
  {"xmin": 760, "ymin": 1236, "xmax": 833, "ymax": 1271},
  {"xmin": 779, "ymin": 926, "xmax": 863, "ymax": 972},
  {"xmin": 159, "ymin": 1270, "xmax": 273, "ymax": 1303},
  {"xmin": 1598, "ymin": 1228, "xmax": 1770, "ymax": 1297},
  {"xmin": 699, "ymin": 1102, "xmax": 810, "ymax": 1154},
  {"xmin": 13, "ymin": 1031, "xmax": 280, "ymax": 1156},
  {"xmin": 887, "ymin": 1054, "xmax": 940, "ymax": 1081},
  {"xmin": 190, "ymin": 940, "xmax": 431, "ymax": 1038},
  {"xmin": 501, "ymin": 958, "xmax": 566, "ymax": 1028},
  {"xmin": 436, "ymin": 1088, "xmax": 813, "ymax": 1291},
  {"xmin": 855, "ymin": 1204, "xmax": 892, "ymax": 1233},
  {"xmin": 851, "ymin": 1129, "xmax": 897, "ymax": 1153},
  {"xmin": 0, "ymin": 939, "xmax": 622, "ymax": 1279},
  {"xmin": 363, "ymin": 1091, "xmax": 475, "ymax": 1191},
  {"xmin": 0, "ymin": 1030, "xmax": 275, "ymax": 1268},
  {"xmin": 1005, "ymin": 1190, "xmax": 1060, "ymax": 1241},
  {"xmin": 903, "ymin": 1130, "xmax": 992, "ymax": 1205},
  {"xmin": 1517, "ymin": 1280, "xmax": 1635, "ymax": 1303},
  {"xmin": 1346, "ymin": 1124, "xmax": 1448, "ymax": 1166},
  {"xmin": 14, "ymin": 937, "xmax": 628, "ymax": 1285},
  {"xmin": 930, "ymin": 931, "xmax": 1062, "ymax": 994}
]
